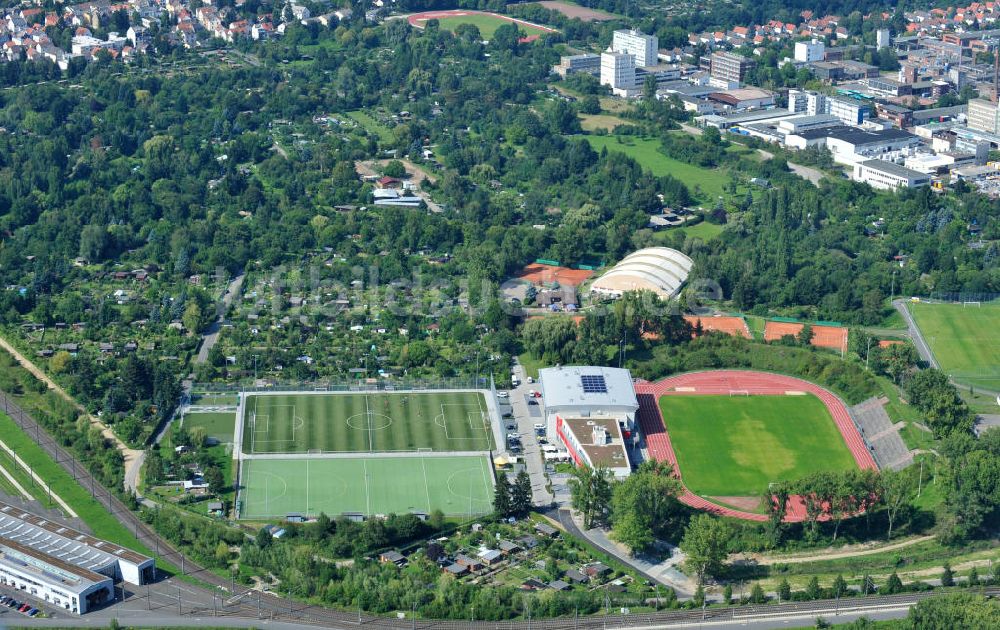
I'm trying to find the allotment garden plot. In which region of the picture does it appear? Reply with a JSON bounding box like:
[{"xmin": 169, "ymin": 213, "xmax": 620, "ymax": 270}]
[{"xmin": 241, "ymin": 391, "xmax": 494, "ymax": 454}]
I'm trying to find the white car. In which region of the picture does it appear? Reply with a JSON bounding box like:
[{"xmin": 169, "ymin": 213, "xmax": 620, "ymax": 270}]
[{"xmin": 497, "ymin": 391, "xmax": 509, "ymax": 399}]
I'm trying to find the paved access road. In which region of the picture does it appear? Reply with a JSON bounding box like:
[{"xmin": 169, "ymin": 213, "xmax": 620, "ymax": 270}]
[{"xmin": 508, "ymin": 359, "xmax": 555, "ymax": 506}]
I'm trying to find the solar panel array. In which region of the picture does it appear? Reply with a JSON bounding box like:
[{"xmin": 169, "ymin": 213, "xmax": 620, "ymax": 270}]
[{"xmin": 580, "ymin": 374, "xmax": 608, "ymax": 394}]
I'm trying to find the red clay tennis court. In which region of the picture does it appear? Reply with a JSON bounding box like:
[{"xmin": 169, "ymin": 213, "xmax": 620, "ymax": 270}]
[
  {"xmin": 684, "ymin": 315, "xmax": 751, "ymax": 339},
  {"xmin": 515, "ymin": 263, "xmax": 594, "ymax": 287},
  {"xmin": 635, "ymin": 370, "xmax": 876, "ymax": 522},
  {"xmin": 764, "ymin": 321, "xmax": 848, "ymax": 353}
]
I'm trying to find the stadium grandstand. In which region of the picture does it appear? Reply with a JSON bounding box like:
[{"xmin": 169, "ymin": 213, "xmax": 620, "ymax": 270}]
[{"xmin": 589, "ymin": 247, "xmax": 694, "ymax": 299}]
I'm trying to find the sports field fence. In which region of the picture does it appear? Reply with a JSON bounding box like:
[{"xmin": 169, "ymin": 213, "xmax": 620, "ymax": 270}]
[
  {"xmin": 926, "ymin": 291, "xmax": 1000, "ymax": 304},
  {"xmin": 192, "ymin": 375, "xmax": 493, "ymax": 396}
]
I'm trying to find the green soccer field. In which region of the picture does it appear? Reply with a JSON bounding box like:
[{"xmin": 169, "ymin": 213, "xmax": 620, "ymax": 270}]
[
  {"xmin": 909, "ymin": 301, "xmax": 1000, "ymax": 391},
  {"xmin": 239, "ymin": 455, "xmax": 494, "ymax": 519},
  {"xmin": 241, "ymin": 391, "xmax": 494, "ymax": 454},
  {"xmin": 436, "ymin": 14, "xmax": 548, "ymax": 39},
  {"xmin": 183, "ymin": 412, "xmax": 237, "ymax": 444},
  {"xmin": 659, "ymin": 395, "xmax": 858, "ymax": 499}
]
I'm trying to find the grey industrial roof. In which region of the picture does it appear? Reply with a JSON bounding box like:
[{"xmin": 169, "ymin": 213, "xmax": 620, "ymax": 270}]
[
  {"xmin": 859, "ymin": 160, "xmax": 929, "ymax": 179},
  {"xmin": 794, "ymin": 126, "xmax": 917, "ymax": 145},
  {"xmin": 0, "ymin": 501, "xmax": 152, "ymax": 570},
  {"xmin": 0, "ymin": 536, "xmax": 110, "ymax": 592},
  {"xmin": 539, "ymin": 366, "xmax": 638, "ymax": 411}
]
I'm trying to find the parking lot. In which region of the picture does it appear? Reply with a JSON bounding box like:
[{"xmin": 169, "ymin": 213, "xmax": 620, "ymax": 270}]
[{"xmin": 0, "ymin": 589, "xmax": 43, "ymax": 619}]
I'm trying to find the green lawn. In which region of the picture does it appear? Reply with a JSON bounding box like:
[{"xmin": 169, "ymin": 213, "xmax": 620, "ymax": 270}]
[
  {"xmin": 580, "ymin": 135, "xmax": 727, "ymax": 201},
  {"xmin": 909, "ymin": 301, "xmax": 1000, "ymax": 390},
  {"xmin": 345, "ymin": 110, "xmax": 394, "ymax": 144},
  {"xmin": 182, "ymin": 411, "xmax": 237, "ymax": 444},
  {"xmin": 435, "ymin": 14, "xmax": 549, "ymax": 39},
  {"xmin": 0, "ymin": 412, "xmax": 164, "ymax": 563},
  {"xmin": 242, "ymin": 391, "xmax": 494, "ymax": 454},
  {"xmin": 659, "ymin": 220, "xmax": 726, "ymax": 241},
  {"xmin": 190, "ymin": 393, "xmax": 239, "ymax": 406},
  {"xmin": 239, "ymin": 455, "xmax": 493, "ymax": 518},
  {"xmin": 659, "ymin": 394, "xmax": 858, "ymax": 498}
]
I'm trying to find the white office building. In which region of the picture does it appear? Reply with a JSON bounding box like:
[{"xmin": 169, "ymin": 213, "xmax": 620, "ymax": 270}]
[
  {"xmin": 538, "ymin": 366, "xmax": 639, "ymax": 478},
  {"xmin": 876, "ymin": 28, "xmax": 891, "ymax": 50},
  {"xmin": 827, "ymin": 96, "xmax": 870, "ymax": 125},
  {"xmin": 787, "ymin": 89, "xmax": 826, "ymax": 116},
  {"xmin": 853, "ymin": 160, "xmax": 930, "ymax": 190},
  {"xmin": 611, "ymin": 29, "xmax": 658, "ymax": 68},
  {"xmin": 600, "ymin": 50, "xmax": 636, "ymax": 95},
  {"xmin": 794, "ymin": 39, "xmax": 825, "ymax": 63}
]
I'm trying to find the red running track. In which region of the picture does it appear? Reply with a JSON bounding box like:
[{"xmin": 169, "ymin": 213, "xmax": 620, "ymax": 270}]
[{"xmin": 635, "ymin": 370, "xmax": 877, "ymax": 522}]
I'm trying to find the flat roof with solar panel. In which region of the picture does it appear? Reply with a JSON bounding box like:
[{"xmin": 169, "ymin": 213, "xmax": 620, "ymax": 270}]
[
  {"xmin": 538, "ymin": 366, "xmax": 638, "ymax": 411},
  {"xmin": 580, "ymin": 374, "xmax": 608, "ymax": 394}
]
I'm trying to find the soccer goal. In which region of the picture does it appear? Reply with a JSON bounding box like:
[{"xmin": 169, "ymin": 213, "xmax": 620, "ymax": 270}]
[
  {"xmin": 729, "ymin": 390, "xmax": 750, "ymax": 397},
  {"xmin": 963, "ymin": 301, "xmax": 982, "ymax": 308}
]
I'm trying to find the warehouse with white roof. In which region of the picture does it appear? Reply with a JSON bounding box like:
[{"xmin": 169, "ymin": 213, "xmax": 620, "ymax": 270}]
[
  {"xmin": 538, "ymin": 366, "xmax": 639, "ymax": 478},
  {"xmin": 589, "ymin": 247, "xmax": 694, "ymax": 300},
  {"xmin": 0, "ymin": 500, "xmax": 155, "ymax": 614}
]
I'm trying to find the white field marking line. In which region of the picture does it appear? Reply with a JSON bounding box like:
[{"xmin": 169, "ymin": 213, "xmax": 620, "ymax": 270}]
[
  {"xmin": 0, "ymin": 461, "xmax": 32, "ymax": 501},
  {"xmin": 363, "ymin": 458, "xmax": 371, "ymax": 516},
  {"xmin": 420, "ymin": 457, "xmax": 432, "ymax": 513},
  {"xmin": 445, "ymin": 467, "xmax": 489, "ymax": 508},
  {"xmin": 475, "ymin": 393, "xmax": 493, "ymax": 446},
  {"xmin": 479, "ymin": 457, "xmax": 492, "ymax": 499},
  {"xmin": 306, "ymin": 457, "xmax": 309, "ymax": 515},
  {"xmin": 365, "ymin": 394, "xmax": 373, "ymax": 452},
  {"xmin": 439, "ymin": 404, "xmax": 489, "ymax": 440},
  {"xmin": 0, "ymin": 440, "xmax": 78, "ymax": 518}
]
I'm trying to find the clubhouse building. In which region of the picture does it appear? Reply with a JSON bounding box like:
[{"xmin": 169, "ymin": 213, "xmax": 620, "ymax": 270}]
[
  {"xmin": 538, "ymin": 366, "xmax": 639, "ymax": 478},
  {"xmin": 0, "ymin": 500, "xmax": 155, "ymax": 614}
]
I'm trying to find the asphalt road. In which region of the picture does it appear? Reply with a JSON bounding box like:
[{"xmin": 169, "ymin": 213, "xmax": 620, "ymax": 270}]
[
  {"xmin": 893, "ymin": 298, "xmax": 939, "ymax": 369},
  {"xmin": 195, "ymin": 272, "xmax": 246, "ymax": 365},
  {"xmin": 509, "ymin": 359, "xmax": 555, "ymax": 506}
]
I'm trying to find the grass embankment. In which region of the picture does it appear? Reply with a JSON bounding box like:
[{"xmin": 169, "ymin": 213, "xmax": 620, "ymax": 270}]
[
  {"xmin": 0, "ymin": 411, "xmax": 166, "ymax": 564},
  {"xmin": 581, "ymin": 135, "xmax": 728, "ymax": 200}
]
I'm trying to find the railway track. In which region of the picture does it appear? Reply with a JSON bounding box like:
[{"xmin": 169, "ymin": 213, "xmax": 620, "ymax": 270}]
[{"xmin": 1, "ymin": 389, "xmax": 993, "ymax": 629}]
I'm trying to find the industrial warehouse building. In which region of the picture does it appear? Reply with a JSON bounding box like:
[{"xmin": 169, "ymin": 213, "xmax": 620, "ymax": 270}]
[
  {"xmin": 589, "ymin": 247, "xmax": 693, "ymax": 300},
  {"xmin": 538, "ymin": 366, "xmax": 639, "ymax": 478},
  {"xmin": 0, "ymin": 500, "xmax": 155, "ymax": 614}
]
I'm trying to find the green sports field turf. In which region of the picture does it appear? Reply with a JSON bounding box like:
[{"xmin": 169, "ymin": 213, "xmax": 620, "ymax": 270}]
[
  {"xmin": 436, "ymin": 14, "xmax": 549, "ymax": 39},
  {"xmin": 909, "ymin": 301, "xmax": 1000, "ymax": 391},
  {"xmin": 659, "ymin": 394, "xmax": 858, "ymax": 498},
  {"xmin": 239, "ymin": 455, "xmax": 493, "ymax": 518},
  {"xmin": 183, "ymin": 412, "xmax": 237, "ymax": 444},
  {"xmin": 242, "ymin": 391, "xmax": 494, "ymax": 454}
]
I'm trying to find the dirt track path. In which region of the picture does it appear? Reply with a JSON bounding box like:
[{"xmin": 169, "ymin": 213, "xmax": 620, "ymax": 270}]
[
  {"xmin": 741, "ymin": 535, "xmax": 936, "ymax": 566},
  {"xmin": 0, "ymin": 335, "xmax": 142, "ymax": 492}
]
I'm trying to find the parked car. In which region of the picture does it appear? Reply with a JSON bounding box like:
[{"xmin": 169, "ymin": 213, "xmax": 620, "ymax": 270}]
[
  {"xmin": 527, "ymin": 399, "xmax": 538, "ymax": 406},
  {"xmin": 26, "ymin": 607, "xmax": 38, "ymax": 616},
  {"xmin": 497, "ymin": 391, "xmax": 509, "ymax": 399}
]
